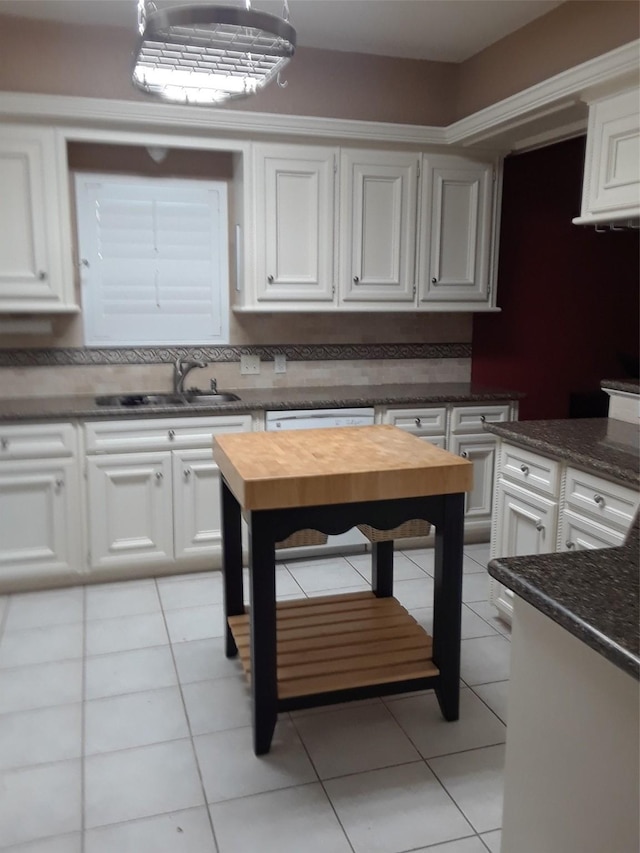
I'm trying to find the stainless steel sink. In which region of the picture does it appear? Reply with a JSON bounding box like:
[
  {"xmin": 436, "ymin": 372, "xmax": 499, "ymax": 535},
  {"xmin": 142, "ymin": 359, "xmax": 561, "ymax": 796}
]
[
  {"xmin": 185, "ymin": 392, "xmax": 241, "ymax": 404},
  {"xmin": 95, "ymin": 391, "xmax": 240, "ymax": 407}
]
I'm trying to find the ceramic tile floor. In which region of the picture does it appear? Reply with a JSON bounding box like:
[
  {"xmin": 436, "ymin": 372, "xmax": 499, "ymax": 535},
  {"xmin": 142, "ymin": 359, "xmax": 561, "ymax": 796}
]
[{"xmin": 0, "ymin": 543, "xmax": 511, "ymax": 853}]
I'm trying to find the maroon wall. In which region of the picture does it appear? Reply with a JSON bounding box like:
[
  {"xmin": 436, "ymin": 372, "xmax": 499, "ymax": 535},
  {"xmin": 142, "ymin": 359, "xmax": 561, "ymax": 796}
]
[{"xmin": 472, "ymin": 136, "xmax": 639, "ymax": 421}]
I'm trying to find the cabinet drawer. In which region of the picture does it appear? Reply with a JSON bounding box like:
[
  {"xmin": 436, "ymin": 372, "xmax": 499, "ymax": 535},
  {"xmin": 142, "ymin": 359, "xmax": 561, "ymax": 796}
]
[
  {"xmin": 501, "ymin": 443, "xmax": 560, "ymax": 498},
  {"xmin": 450, "ymin": 404, "xmax": 511, "ymax": 434},
  {"xmin": 0, "ymin": 422, "xmax": 77, "ymax": 460},
  {"xmin": 564, "ymin": 467, "xmax": 639, "ymax": 532},
  {"xmin": 383, "ymin": 407, "xmax": 447, "ymax": 435},
  {"xmin": 559, "ymin": 509, "xmax": 625, "ymax": 552},
  {"xmin": 85, "ymin": 415, "xmax": 252, "ymax": 454}
]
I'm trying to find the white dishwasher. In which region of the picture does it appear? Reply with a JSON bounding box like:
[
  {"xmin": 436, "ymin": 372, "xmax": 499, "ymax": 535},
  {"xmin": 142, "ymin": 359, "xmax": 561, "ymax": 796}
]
[{"xmin": 265, "ymin": 408, "xmax": 375, "ymax": 558}]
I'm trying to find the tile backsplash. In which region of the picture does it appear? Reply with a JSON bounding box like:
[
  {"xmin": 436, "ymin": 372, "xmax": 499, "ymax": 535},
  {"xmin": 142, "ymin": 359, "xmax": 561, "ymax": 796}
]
[
  {"xmin": 0, "ymin": 343, "xmax": 471, "ymax": 398},
  {"xmin": 0, "ymin": 311, "xmax": 473, "ymax": 398}
]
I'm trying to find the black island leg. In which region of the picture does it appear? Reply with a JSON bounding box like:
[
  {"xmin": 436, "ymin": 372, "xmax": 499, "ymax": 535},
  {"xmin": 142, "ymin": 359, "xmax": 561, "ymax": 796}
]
[
  {"xmin": 248, "ymin": 511, "xmax": 278, "ymax": 755},
  {"xmin": 432, "ymin": 492, "xmax": 465, "ymax": 721},
  {"xmin": 221, "ymin": 477, "xmax": 244, "ymax": 658},
  {"xmin": 371, "ymin": 540, "xmax": 394, "ymax": 598}
]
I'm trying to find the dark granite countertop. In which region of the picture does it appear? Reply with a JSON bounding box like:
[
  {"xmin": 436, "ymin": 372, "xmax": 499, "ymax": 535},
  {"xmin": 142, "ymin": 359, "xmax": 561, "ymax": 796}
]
[
  {"xmin": 483, "ymin": 417, "xmax": 640, "ymax": 488},
  {"xmin": 0, "ymin": 382, "xmax": 522, "ymax": 422},
  {"xmin": 601, "ymin": 379, "xmax": 640, "ymax": 395},
  {"xmin": 489, "ymin": 516, "xmax": 640, "ymax": 679}
]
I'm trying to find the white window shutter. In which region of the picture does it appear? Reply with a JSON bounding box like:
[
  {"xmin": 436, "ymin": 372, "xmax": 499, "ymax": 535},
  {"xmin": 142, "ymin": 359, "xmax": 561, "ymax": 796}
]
[{"xmin": 76, "ymin": 174, "xmax": 229, "ymax": 346}]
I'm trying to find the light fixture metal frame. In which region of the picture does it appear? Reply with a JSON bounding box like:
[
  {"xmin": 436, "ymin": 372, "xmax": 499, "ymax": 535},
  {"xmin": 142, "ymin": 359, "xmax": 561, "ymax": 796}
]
[{"xmin": 132, "ymin": 2, "xmax": 297, "ymax": 106}]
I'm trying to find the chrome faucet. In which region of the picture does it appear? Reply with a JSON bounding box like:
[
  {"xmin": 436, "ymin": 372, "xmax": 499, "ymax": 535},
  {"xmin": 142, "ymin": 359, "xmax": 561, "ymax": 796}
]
[{"xmin": 173, "ymin": 357, "xmax": 207, "ymax": 395}]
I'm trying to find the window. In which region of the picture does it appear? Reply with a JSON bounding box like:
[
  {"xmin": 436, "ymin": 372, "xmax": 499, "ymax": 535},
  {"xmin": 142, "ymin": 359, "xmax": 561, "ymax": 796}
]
[{"xmin": 75, "ymin": 173, "xmax": 229, "ymax": 345}]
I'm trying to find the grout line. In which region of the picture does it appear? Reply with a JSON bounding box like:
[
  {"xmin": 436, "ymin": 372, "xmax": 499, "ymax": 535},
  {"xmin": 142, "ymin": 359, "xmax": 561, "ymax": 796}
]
[
  {"xmin": 287, "ymin": 714, "xmax": 357, "ymax": 853},
  {"xmin": 155, "ymin": 576, "xmax": 221, "ymax": 853},
  {"xmin": 80, "ymin": 584, "xmax": 87, "ymax": 853}
]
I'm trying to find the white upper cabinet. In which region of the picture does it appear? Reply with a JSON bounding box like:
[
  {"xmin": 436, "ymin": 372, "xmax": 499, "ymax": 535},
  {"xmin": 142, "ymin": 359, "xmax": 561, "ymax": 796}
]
[
  {"xmin": 418, "ymin": 155, "xmax": 494, "ymax": 306},
  {"xmin": 252, "ymin": 142, "xmax": 337, "ymax": 304},
  {"xmin": 339, "ymin": 149, "xmax": 419, "ymax": 304},
  {"xmin": 574, "ymin": 87, "xmax": 640, "ymax": 224},
  {"xmin": 0, "ymin": 124, "xmax": 77, "ymax": 313}
]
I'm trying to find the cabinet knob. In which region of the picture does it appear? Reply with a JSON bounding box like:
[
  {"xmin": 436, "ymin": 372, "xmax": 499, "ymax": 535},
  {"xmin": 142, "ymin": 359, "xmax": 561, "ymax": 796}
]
[
  {"xmin": 267, "ymin": 275, "xmax": 274, "ymax": 283},
  {"xmin": 168, "ymin": 429, "xmax": 176, "ymax": 440},
  {"xmin": 38, "ymin": 270, "xmax": 47, "ymax": 281},
  {"xmin": 431, "ymin": 277, "xmax": 437, "ymax": 284},
  {"xmin": 460, "ymin": 451, "xmax": 469, "ymax": 458},
  {"xmin": 480, "ymin": 415, "xmax": 486, "ymax": 423},
  {"xmin": 55, "ymin": 478, "xmax": 64, "ymax": 490},
  {"xmin": 414, "ymin": 417, "xmax": 421, "ymax": 426},
  {"xmin": 155, "ymin": 471, "xmax": 163, "ymax": 481},
  {"xmin": 0, "ymin": 438, "xmax": 8, "ymax": 450},
  {"xmin": 593, "ymin": 493, "xmax": 604, "ymax": 505},
  {"xmin": 183, "ymin": 468, "xmax": 191, "ymax": 479},
  {"xmin": 353, "ymin": 275, "xmax": 360, "ymax": 283},
  {"xmin": 535, "ymin": 522, "xmax": 545, "ymax": 532},
  {"xmin": 520, "ymin": 464, "xmax": 530, "ymax": 475},
  {"xmin": 566, "ymin": 541, "xmax": 576, "ymax": 550}
]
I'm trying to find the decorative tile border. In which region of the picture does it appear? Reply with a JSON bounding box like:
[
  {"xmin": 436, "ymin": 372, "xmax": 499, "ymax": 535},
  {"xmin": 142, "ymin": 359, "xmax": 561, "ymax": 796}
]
[{"xmin": 0, "ymin": 343, "xmax": 471, "ymax": 367}]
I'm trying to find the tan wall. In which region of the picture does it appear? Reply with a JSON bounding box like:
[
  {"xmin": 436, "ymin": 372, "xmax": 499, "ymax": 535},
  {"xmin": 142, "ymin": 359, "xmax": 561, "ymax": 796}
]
[
  {"xmin": 0, "ymin": 4, "xmax": 637, "ymax": 124},
  {"xmin": 0, "ymin": 16, "xmax": 457, "ymax": 126},
  {"xmin": 455, "ymin": 1, "xmax": 640, "ymax": 119}
]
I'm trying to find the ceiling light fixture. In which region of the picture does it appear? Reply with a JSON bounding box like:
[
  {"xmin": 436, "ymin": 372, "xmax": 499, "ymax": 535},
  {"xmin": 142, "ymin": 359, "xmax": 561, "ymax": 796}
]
[{"xmin": 132, "ymin": 0, "xmax": 296, "ymax": 106}]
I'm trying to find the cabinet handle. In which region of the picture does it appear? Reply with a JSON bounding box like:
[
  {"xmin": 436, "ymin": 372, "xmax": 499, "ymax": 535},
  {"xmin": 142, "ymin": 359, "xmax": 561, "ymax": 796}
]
[
  {"xmin": 168, "ymin": 429, "xmax": 176, "ymax": 440},
  {"xmin": 155, "ymin": 471, "xmax": 163, "ymax": 481},
  {"xmin": 183, "ymin": 468, "xmax": 191, "ymax": 479},
  {"xmin": 535, "ymin": 522, "xmax": 545, "ymax": 532},
  {"xmin": 520, "ymin": 464, "xmax": 530, "ymax": 475},
  {"xmin": 460, "ymin": 451, "xmax": 469, "ymax": 458},
  {"xmin": 267, "ymin": 274, "xmax": 274, "ymax": 283},
  {"xmin": 0, "ymin": 438, "xmax": 8, "ymax": 450},
  {"xmin": 431, "ymin": 277, "xmax": 437, "ymax": 284},
  {"xmin": 593, "ymin": 494, "xmax": 604, "ymax": 505},
  {"xmin": 353, "ymin": 275, "xmax": 360, "ymax": 283},
  {"xmin": 414, "ymin": 417, "xmax": 421, "ymax": 426},
  {"xmin": 566, "ymin": 541, "xmax": 576, "ymax": 550},
  {"xmin": 38, "ymin": 270, "xmax": 47, "ymax": 281}
]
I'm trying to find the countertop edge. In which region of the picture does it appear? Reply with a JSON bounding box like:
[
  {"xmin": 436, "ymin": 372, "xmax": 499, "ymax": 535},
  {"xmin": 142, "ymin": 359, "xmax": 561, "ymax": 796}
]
[
  {"xmin": 488, "ymin": 552, "xmax": 639, "ymax": 680},
  {"xmin": 0, "ymin": 385, "xmax": 523, "ymax": 423}
]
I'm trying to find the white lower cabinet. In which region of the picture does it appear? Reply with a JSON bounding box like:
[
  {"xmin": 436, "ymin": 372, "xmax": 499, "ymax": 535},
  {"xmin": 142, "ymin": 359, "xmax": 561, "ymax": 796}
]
[
  {"xmin": 84, "ymin": 414, "xmax": 252, "ymax": 578},
  {"xmin": 172, "ymin": 448, "xmax": 223, "ymax": 561},
  {"xmin": 0, "ymin": 422, "xmax": 82, "ymax": 588},
  {"xmin": 490, "ymin": 441, "xmax": 639, "ymax": 624},
  {"xmin": 87, "ymin": 452, "xmax": 174, "ymax": 571},
  {"xmin": 380, "ymin": 401, "xmax": 515, "ymax": 539}
]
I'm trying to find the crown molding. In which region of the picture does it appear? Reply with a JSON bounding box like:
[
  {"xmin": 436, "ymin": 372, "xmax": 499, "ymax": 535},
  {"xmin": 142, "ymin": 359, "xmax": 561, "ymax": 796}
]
[
  {"xmin": 0, "ymin": 40, "xmax": 637, "ymax": 150},
  {"xmin": 446, "ymin": 40, "xmax": 639, "ymax": 147}
]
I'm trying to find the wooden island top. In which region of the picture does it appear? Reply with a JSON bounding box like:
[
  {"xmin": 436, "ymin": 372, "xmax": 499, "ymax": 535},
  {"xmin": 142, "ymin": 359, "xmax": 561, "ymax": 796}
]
[{"xmin": 213, "ymin": 424, "xmax": 473, "ymax": 511}]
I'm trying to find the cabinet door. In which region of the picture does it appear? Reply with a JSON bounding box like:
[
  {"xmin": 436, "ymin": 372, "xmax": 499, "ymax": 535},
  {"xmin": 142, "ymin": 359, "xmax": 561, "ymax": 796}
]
[
  {"xmin": 491, "ymin": 479, "xmax": 558, "ymax": 622},
  {"xmin": 254, "ymin": 144, "xmax": 336, "ymax": 302},
  {"xmin": 0, "ymin": 458, "xmax": 81, "ymax": 584},
  {"xmin": 450, "ymin": 433, "xmax": 496, "ymax": 527},
  {"xmin": 173, "ymin": 449, "xmax": 222, "ymax": 562},
  {"xmin": 420, "ymin": 157, "xmax": 492, "ymax": 304},
  {"xmin": 340, "ymin": 150, "xmax": 418, "ymax": 302},
  {"xmin": 87, "ymin": 452, "xmax": 173, "ymax": 570},
  {"xmin": 0, "ymin": 125, "xmax": 74, "ymax": 311},
  {"xmin": 581, "ymin": 89, "xmax": 640, "ymax": 218}
]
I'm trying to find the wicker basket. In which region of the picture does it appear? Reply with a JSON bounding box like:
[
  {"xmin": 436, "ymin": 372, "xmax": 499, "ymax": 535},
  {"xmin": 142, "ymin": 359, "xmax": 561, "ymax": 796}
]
[
  {"xmin": 357, "ymin": 519, "xmax": 431, "ymax": 542},
  {"xmin": 276, "ymin": 529, "xmax": 329, "ymax": 549}
]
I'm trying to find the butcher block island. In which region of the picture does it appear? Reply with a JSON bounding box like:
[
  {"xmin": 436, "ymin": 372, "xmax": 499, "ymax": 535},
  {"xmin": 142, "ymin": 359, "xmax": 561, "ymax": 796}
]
[{"xmin": 213, "ymin": 425, "xmax": 473, "ymax": 754}]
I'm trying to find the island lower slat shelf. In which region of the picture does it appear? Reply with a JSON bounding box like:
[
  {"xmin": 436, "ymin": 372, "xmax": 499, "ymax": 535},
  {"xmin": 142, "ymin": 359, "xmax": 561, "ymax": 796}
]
[{"xmin": 227, "ymin": 591, "xmax": 438, "ymax": 700}]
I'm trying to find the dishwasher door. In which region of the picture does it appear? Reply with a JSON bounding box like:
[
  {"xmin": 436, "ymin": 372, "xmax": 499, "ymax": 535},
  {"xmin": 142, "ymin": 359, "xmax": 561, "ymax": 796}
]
[{"xmin": 266, "ymin": 408, "xmax": 374, "ymax": 558}]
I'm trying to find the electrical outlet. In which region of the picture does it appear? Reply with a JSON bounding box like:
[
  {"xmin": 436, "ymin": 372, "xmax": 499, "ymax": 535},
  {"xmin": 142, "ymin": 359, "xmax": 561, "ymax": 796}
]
[
  {"xmin": 274, "ymin": 353, "xmax": 287, "ymax": 374},
  {"xmin": 240, "ymin": 354, "xmax": 260, "ymax": 375}
]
